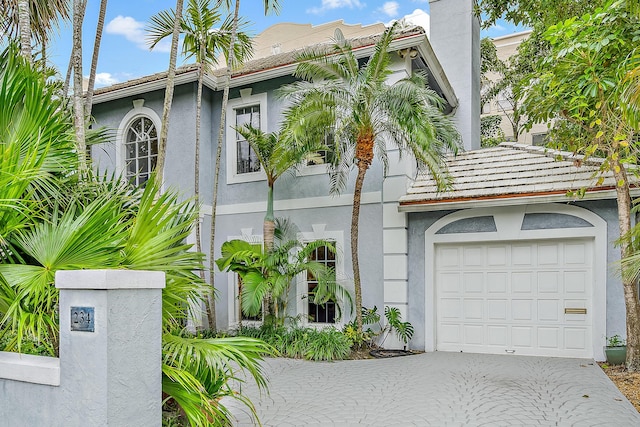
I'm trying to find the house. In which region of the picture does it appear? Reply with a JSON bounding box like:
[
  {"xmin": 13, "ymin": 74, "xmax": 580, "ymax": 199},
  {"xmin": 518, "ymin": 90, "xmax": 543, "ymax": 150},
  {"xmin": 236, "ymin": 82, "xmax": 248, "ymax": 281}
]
[
  {"xmin": 90, "ymin": 0, "xmax": 629, "ymax": 361},
  {"xmin": 481, "ymin": 30, "xmax": 551, "ymax": 145}
]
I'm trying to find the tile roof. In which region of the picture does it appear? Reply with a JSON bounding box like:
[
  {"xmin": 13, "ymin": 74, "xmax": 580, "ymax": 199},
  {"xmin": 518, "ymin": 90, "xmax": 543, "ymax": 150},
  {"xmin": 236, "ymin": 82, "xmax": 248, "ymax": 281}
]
[
  {"xmin": 399, "ymin": 142, "xmax": 638, "ymax": 212},
  {"xmin": 94, "ymin": 26, "xmax": 425, "ymax": 97}
]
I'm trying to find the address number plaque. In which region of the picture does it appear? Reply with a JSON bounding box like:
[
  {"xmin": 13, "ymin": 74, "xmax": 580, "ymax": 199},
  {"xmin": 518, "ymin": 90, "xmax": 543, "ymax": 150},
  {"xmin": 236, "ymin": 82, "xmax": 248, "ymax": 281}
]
[{"xmin": 70, "ymin": 306, "xmax": 95, "ymax": 332}]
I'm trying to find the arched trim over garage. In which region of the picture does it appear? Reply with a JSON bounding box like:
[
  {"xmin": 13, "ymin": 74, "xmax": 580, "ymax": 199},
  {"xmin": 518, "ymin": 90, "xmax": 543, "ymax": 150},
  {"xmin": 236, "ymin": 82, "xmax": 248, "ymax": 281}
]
[{"xmin": 424, "ymin": 204, "xmax": 607, "ymax": 360}]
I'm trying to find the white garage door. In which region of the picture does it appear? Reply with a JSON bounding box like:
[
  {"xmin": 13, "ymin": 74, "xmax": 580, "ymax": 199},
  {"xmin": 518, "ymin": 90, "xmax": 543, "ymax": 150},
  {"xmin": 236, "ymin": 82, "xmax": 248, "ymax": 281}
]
[{"xmin": 435, "ymin": 239, "xmax": 593, "ymax": 358}]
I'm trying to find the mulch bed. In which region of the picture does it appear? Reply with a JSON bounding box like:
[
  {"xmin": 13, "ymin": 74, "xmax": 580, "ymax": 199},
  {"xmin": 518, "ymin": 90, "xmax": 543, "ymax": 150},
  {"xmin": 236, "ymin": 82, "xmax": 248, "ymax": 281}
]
[{"xmin": 599, "ymin": 363, "xmax": 640, "ymax": 412}]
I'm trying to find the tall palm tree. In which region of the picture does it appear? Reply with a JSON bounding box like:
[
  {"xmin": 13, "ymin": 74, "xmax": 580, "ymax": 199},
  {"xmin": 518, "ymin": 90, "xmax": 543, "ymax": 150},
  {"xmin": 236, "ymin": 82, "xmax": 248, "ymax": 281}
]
[
  {"xmin": 280, "ymin": 24, "xmax": 461, "ymax": 332},
  {"xmin": 154, "ymin": 0, "xmax": 185, "ymax": 189},
  {"xmin": 235, "ymin": 125, "xmax": 324, "ymax": 251},
  {"xmin": 0, "ymin": 44, "xmax": 271, "ymax": 427},
  {"xmin": 84, "ymin": 0, "xmax": 108, "ymax": 119},
  {"xmin": 17, "ymin": 0, "xmax": 31, "ymax": 62},
  {"xmin": 208, "ymin": 0, "xmax": 280, "ymax": 332},
  {"xmin": 71, "ymin": 0, "xmax": 87, "ymax": 174},
  {"xmin": 147, "ymin": 0, "xmax": 252, "ymax": 331}
]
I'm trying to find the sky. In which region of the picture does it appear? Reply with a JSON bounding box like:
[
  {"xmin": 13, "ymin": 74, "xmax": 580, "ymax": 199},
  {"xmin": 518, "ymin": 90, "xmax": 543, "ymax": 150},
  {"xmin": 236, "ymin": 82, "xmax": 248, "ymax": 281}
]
[{"xmin": 47, "ymin": 0, "xmax": 527, "ymax": 88}]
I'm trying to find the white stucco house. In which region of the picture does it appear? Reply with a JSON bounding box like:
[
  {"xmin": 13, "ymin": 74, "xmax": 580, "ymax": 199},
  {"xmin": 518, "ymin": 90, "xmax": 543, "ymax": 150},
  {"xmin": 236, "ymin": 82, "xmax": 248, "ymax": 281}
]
[{"xmin": 89, "ymin": 0, "xmax": 633, "ymax": 361}]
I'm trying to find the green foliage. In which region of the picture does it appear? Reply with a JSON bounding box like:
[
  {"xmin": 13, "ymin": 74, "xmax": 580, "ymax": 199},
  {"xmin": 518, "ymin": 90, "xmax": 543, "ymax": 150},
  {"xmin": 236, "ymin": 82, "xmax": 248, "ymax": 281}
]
[
  {"xmin": 480, "ymin": 115, "xmax": 506, "ymax": 147},
  {"xmin": 343, "ymin": 306, "xmax": 414, "ymax": 349},
  {"xmin": 237, "ymin": 324, "xmax": 351, "ymax": 361},
  {"xmin": 477, "ymin": 0, "xmax": 603, "ymax": 28},
  {"xmin": 216, "ymin": 218, "xmax": 352, "ymax": 324},
  {"xmin": 0, "ymin": 44, "xmax": 271, "ymax": 426},
  {"xmin": 607, "ymin": 334, "xmax": 626, "ymax": 347}
]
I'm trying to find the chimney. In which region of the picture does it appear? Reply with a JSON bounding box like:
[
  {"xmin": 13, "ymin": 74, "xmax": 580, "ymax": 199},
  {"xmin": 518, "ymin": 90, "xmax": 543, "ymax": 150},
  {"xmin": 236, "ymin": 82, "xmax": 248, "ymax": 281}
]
[{"xmin": 428, "ymin": 0, "xmax": 481, "ymax": 151}]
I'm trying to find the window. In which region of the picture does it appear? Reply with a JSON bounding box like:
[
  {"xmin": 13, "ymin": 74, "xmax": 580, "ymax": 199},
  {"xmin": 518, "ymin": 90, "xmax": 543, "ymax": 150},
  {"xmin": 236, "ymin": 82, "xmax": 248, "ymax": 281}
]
[
  {"xmin": 124, "ymin": 116, "xmax": 158, "ymax": 185},
  {"xmin": 306, "ymin": 130, "xmax": 334, "ymax": 167},
  {"xmin": 532, "ymin": 133, "xmax": 548, "ymax": 146},
  {"xmin": 235, "ymin": 105, "xmax": 261, "ymax": 174},
  {"xmin": 226, "ymin": 92, "xmax": 268, "ymax": 183},
  {"xmin": 116, "ymin": 100, "xmax": 161, "ymax": 187},
  {"xmin": 307, "ymin": 243, "xmax": 337, "ymax": 324}
]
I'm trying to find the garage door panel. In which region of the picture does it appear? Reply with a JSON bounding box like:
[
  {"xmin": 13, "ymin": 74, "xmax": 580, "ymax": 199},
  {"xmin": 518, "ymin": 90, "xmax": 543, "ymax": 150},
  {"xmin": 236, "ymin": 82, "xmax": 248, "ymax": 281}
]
[
  {"xmin": 511, "ymin": 272, "xmax": 533, "ymax": 293},
  {"xmin": 538, "ymin": 327, "xmax": 559, "ymax": 349},
  {"xmin": 438, "ymin": 272, "xmax": 461, "ymax": 292},
  {"xmin": 463, "ymin": 272, "xmax": 484, "ymax": 293},
  {"xmin": 537, "ymin": 271, "xmax": 560, "ymax": 293},
  {"xmin": 538, "ymin": 300, "xmax": 560, "ymax": 321},
  {"xmin": 436, "ymin": 239, "xmax": 593, "ymax": 358},
  {"xmin": 487, "ymin": 300, "xmax": 507, "ymax": 320},
  {"xmin": 487, "ymin": 272, "xmax": 507, "ymax": 293},
  {"xmin": 565, "ymin": 271, "xmax": 587, "ymax": 293},
  {"xmin": 464, "ymin": 299, "xmax": 483, "ymax": 320}
]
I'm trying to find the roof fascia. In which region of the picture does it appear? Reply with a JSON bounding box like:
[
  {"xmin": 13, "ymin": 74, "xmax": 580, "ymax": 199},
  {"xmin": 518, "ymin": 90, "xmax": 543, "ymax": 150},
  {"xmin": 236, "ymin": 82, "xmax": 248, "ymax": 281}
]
[
  {"xmin": 398, "ymin": 188, "xmax": 640, "ymax": 213},
  {"xmin": 92, "ymin": 70, "xmax": 216, "ymax": 105}
]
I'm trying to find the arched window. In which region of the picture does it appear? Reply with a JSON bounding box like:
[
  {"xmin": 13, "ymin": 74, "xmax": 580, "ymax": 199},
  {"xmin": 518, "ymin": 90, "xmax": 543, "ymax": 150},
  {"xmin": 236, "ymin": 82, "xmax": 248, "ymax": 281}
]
[{"xmin": 124, "ymin": 116, "xmax": 158, "ymax": 186}]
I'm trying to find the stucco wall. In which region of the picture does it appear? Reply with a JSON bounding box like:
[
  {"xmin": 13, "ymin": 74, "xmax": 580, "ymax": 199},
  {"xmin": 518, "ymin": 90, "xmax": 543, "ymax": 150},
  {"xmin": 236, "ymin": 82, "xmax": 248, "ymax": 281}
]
[{"xmin": 0, "ymin": 270, "xmax": 164, "ymax": 427}]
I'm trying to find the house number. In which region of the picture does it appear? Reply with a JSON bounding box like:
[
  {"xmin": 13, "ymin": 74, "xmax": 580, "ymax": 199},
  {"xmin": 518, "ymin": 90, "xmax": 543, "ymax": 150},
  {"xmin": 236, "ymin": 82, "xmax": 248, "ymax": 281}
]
[{"xmin": 70, "ymin": 306, "xmax": 95, "ymax": 332}]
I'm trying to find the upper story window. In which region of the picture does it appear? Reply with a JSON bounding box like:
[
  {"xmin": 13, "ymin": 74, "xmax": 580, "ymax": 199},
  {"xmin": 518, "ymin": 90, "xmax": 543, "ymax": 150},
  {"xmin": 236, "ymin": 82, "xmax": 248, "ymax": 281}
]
[
  {"xmin": 116, "ymin": 100, "xmax": 162, "ymax": 187},
  {"xmin": 125, "ymin": 116, "xmax": 158, "ymax": 186},
  {"xmin": 235, "ymin": 105, "xmax": 261, "ymax": 174},
  {"xmin": 226, "ymin": 91, "xmax": 268, "ymax": 184}
]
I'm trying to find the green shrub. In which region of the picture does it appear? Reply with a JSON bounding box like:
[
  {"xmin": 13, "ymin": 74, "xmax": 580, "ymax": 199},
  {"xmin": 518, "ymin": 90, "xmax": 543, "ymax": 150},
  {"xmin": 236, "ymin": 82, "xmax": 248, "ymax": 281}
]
[{"xmin": 236, "ymin": 324, "xmax": 351, "ymax": 361}]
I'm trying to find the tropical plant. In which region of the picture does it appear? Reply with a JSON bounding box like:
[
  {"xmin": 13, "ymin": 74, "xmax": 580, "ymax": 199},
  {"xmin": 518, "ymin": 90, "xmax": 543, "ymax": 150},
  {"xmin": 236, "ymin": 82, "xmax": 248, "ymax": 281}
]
[
  {"xmin": 343, "ymin": 305, "xmax": 414, "ymax": 350},
  {"xmin": 234, "ymin": 124, "xmax": 325, "ymax": 251},
  {"xmin": 216, "ymin": 218, "xmax": 352, "ymax": 324},
  {"xmin": 280, "ymin": 23, "xmax": 461, "ymax": 332},
  {"xmin": 0, "ymin": 45, "xmax": 272, "ymax": 426},
  {"xmin": 209, "ymin": 0, "xmax": 280, "ymax": 333},
  {"xmin": 147, "ymin": 0, "xmax": 253, "ymax": 331},
  {"xmin": 519, "ymin": 0, "xmax": 640, "ymax": 370},
  {"xmin": 237, "ymin": 323, "xmax": 351, "ymax": 361}
]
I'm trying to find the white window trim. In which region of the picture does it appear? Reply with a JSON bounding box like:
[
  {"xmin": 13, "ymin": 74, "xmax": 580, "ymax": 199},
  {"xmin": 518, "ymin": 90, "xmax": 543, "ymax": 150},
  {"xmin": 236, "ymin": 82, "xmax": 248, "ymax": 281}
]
[
  {"xmin": 297, "ymin": 225, "xmax": 346, "ymax": 327},
  {"xmin": 226, "ymin": 92, "xmax": 268, "ymax": 184},
  {"xmin": 116, "ymin": 102, "xmax": 162, "ymax": 181},
  {"xmin": 226, "ymin": 230, "xmax": 264, "ymax": 329}
]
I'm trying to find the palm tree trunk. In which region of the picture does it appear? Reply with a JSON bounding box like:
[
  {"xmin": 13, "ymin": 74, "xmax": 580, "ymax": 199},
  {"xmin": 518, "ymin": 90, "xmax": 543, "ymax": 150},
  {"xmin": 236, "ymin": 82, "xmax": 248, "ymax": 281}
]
[
  {"xmin": 351, "ymin": 161, "xmax": 368, "ymax": 333},
  {"xmin": 72, "ymin": 0, "xmax": 87, "ymax": 174},
  {"xmin": 18, "ymin": 0, "xmax": 32, "ymax": 63},
  {"xmin": 85, "ymin": 0, "xmax": 108, "ymax": 119},
  {"xmin": 263, "ymin": 184, "xmax": 275, "ymax": 252},
  {"xmin": 613, "ymin": 160, "xmax": 640, "ymax": 371},
  {"xmin": 154, "ymin": 0, "xmax": 185, "ymax": 189},
  {"xmin": 209, "ymin": 0, "xmax": 242, "ymax": 333}
]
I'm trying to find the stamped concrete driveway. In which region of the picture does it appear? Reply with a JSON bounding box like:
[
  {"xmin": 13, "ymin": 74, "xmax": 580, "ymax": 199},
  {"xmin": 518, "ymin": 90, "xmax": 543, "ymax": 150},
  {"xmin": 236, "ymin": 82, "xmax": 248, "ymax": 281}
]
[{"xmin": 226, "ymin": 352, "xmax": 640, "ymax": 426}]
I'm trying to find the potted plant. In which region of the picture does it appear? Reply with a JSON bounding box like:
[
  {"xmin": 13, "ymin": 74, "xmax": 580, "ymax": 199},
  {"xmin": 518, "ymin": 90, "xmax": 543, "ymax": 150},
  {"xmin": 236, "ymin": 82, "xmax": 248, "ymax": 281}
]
[{"xmin": 605, "ymin": 335, "xmax": 627, "ymax": 365}]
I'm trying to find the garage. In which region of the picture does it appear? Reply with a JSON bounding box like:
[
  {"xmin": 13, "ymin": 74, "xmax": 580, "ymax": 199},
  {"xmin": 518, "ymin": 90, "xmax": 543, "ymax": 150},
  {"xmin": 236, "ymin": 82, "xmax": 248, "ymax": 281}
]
[{"xmin": 435, "ymin": 239, "xmax": 593, "ymax": 358}]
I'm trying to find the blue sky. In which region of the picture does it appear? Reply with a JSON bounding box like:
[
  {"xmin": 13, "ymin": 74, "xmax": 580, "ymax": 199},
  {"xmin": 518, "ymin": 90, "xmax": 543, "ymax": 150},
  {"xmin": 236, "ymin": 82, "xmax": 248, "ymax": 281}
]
[{"xmin": 48, "ymin": 0, "xmax": 526, "ymax": 87}]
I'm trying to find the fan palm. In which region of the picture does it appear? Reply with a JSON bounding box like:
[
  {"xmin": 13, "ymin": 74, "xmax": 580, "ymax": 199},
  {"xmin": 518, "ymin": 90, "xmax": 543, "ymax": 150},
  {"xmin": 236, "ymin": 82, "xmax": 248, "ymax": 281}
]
[
  {"xmin": 0, "ymin": 44, "xmax": 271, "ymax": 427},
  {"xmin": 280, "ymin": 23, "xmax": 461, "ymax": 331}
]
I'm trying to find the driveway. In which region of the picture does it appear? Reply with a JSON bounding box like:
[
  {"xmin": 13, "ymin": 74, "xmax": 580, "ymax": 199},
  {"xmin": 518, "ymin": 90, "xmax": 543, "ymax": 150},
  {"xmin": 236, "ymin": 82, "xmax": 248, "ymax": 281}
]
[{"xmin": 226, "ymin": 351, "xmax": 640, "ymax": 426}]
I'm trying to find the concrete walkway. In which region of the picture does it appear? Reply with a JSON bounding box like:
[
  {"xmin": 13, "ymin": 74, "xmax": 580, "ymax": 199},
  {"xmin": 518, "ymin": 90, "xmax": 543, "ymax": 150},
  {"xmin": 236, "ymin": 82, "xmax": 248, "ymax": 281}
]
[{"xmin": 225, "ymin": 352, "xmax": 640, "ymax": 426}]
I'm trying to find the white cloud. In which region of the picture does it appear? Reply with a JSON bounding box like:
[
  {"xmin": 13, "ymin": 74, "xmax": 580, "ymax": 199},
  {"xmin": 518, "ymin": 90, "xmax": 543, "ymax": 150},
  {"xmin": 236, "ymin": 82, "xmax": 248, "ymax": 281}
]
[
  {"xmin": 307, "ymin": 0, "xmax": 365, "ymax": 15},
  {"xmin": 105, "ymin": 15, "xmax": 172, "ymax": 52},
  {"xmin": 490, "ymin": 23, "xmax": 506, "ymax": 32},
  {"xmin": 93, "ymin": 72, "xmax": 119, "ymax": 87},
  {"xmin": 378, "ymin": 1, "xmax": 399, "ymax": 17}
]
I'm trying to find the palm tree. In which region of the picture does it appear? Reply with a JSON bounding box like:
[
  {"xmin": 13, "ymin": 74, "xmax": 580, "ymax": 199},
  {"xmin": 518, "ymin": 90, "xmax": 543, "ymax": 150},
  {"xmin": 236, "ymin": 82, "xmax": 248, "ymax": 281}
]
[
  {"xmin": 71, "ymin": 0, "xmax": 87, "ymax": 174},
  {"xmin": 0, "ymin": 44, "xmax": 272, "ymax": 427},
  {"xmin": 154, "ymin": 0, "xmax": 185, "ymax": 189},
  {"xmin": 84, "ymin": 0, "xmax": 108, "ymax": 119},
  {"xmin": 234, "ymin": 125, "xmax": 325, "ymax": 251},
  {"xmin": 17, "ymin": 0, "xmax": 30, "ymax": 62},
  {"xmin": 280, "ymin": 24, "xmax": 461, "ymax": 332},
  {"xmin": 217, "ymin": 218, "xmax": 352, "ymax": 325},
  {"xmin": 147, "ymin": 0, "xmax": 252, "ymax": 331},
  {"xmin": 208, "ymin": 0, "xmax": 280, "ymax": 332}
]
